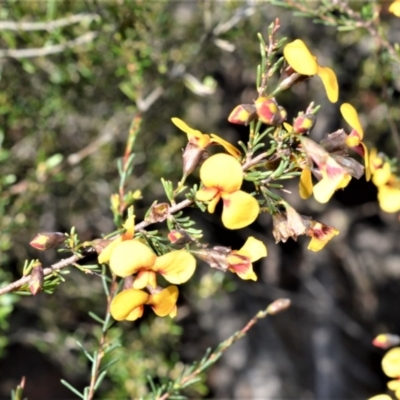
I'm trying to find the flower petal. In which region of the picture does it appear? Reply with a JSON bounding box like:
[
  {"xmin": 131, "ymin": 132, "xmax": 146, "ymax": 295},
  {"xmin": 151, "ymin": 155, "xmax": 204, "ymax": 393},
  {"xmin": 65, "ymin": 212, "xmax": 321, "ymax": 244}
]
[
  {"xmin": 227, "ymin": 253, "xmax": 257, "ymax": 281},
  {"xmin": 382, "ymin": 347, "xmax": 400, "ymax": 378},
  {"xmin": 132, "ymin": 270, "xmax": 157, "ymax": 289},
  {"xmin": 110, "ymin": 239, "xmax": 157, "ymax": 277},
  {"xmin": 378, "ymin": 185, "xmax": 400, "ymax": 213},
  {"xmin": 307, "ymin": 221, "xmax": 339, "ymax": 252},
  {"xmin": 368, "ymin": 395, "xmax": 393, "ymax": 400},
  {"xmin": 210, "ymin": 134, "xmax": 241, "ymax": 158},
  {"xmin": 199, "ymin": 153, "xmax": 243, "ymax": 193},
  {"xmin": 148, "ymin": 285, "xmax": 179, "ymax": 317},
  {"xmin": 299, "ymin": 169, "xmax": 313, "ymax": 199},
  {"xmin": 389, "ymin": 0, "xmax": 400, "ymax": 17},
  {"xmin": 316, "ymin": 66, "xmax": 339, "ymax": 103},
  {"xmin": 126, "ymin": 306, "xmax": 144, "ymax": 321},
  {"xmin": 340, "ymin": 103, "xmax": 364, "ymax": 138},
  {"xmin": 313, "ymin": 171, "xmax": 349, "ymax": 203},
  {"xmin": 171, "ymin": 117, "xmax": 203, "ymax": 140},
  {"xmin": 110, "ymin": 289, "xmax": 149, "ymax": 321},
  {"xmin": 283, "ymin": 39, "xmax": 318, "ymax": 75},
  {"xmin": 153, "ymin": 250, "xmax": 196, "ymax": 284},
  {"xmin": 98, "ymin": 237, "xmax": 123, "ymax": 264},
  {"xmin": 237, "ymin": 236, "xmax": 267, "ymax": 262},
  {"xmin": 372, "ymin": 162, "xmax": 391, "ymax": 187},
  {"xmin": 221, "ymin": 190, "xmax": 259, "ymax": 229},
  {"xmin": 122, "ymin": 215, "xmax": 135, "ymax": 240}
]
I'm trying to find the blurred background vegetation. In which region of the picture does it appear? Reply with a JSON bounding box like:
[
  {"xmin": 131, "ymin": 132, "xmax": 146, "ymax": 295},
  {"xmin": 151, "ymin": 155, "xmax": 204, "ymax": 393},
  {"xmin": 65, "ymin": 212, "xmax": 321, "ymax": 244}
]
[{"xmin": 1, "ymin": 1, "xmax": 400, "ymax": 398}]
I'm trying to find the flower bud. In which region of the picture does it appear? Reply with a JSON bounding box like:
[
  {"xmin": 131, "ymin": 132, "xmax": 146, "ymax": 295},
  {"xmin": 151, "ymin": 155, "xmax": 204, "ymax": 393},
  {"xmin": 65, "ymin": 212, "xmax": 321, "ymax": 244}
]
[
  {"xmin": 228, "ymin": 104, "xmax": 257, "ymax": 125},
  {"xmin": 293, "ymin": 113, "xmax": 316, "ymax": 134},
  {"xmin": 372, "ymin": 334, "xmax": 400, "ymax": 349},
  {"xmin": 29, "ymin": 232, "xmax": 66, "ymax": 251},
  {"xmin": 168, "ymin": 230, "xmax": 192, "ymax": 246},
  {"xmin": 29, "ymin": 263, "xmax": 44, "ymax": 295},
  {"xmin": 267, "ymin": 298, "xmax": 291, "ymax": 315},
  {"xmin": 254, "ymin": 97, "xmax": 286, "ymax": 125}
]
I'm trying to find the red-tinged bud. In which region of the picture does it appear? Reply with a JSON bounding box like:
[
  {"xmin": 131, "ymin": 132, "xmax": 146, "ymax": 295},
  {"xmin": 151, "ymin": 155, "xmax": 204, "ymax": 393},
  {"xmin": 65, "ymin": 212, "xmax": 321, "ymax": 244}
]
[
  {"xmin": 293, "ymin": 113, "xmax": 316, "ymax": 134},
  {"xmin": 255, "ymin": 97, "xmax": 286, "ymax": 126},
  {"xmin": 193, "ymin": 246, "xmax": 231, "ymax": 271},
  {"xmin": 372, "ymin": 334, "xmax": 400, "ymax": 349},
  {"xmin": 267, "ymin": 298, "xmax": 291, "ymax": 315},
  {"xmin": 182, "ymin": 142, "xmax": 208, "ymax": 177},
  {"xmin": 29, "ymin": 263, "xmax": 44, "ymax": 295},
  {"xmin": 147, "ymin": 202, "xmax": 170, "ymax": 223},
  {"xmin": 167, "ymin": 230, "xmax": 192, "ymax": 246},
  {"xmin": 228, "ymin": 104, "xmax": 257, "ymax": 126},
  {"xmin": 29, "ymin": 232, "xmax": 66, "ymax": 251}
]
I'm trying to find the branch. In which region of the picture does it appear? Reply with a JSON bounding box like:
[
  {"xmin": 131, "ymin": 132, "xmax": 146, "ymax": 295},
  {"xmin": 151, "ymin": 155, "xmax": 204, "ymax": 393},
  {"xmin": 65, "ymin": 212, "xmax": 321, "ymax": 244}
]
[
  {"xmin": 0, "ymin": 31, "xmax": 98, "ymax": 59},
  {"xmin": 0, "ymin": 254, "xmax": 82, "ymax": 296},
  {"xmin": 0, "ymin": 13, "xmax": 100, "ymax": 31},
  {"xmin": 156, "ymin": 299, "xmax": 291, "ymax": 400}
]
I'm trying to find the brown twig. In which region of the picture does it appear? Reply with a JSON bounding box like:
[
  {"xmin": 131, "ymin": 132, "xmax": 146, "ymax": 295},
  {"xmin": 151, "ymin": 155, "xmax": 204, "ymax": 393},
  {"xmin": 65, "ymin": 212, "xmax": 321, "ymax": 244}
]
[
  {"xmin": 0, "ymin": 13, "xmax": 99, "ymax": 31},
  {"xmin": 87, "ymin": 275, "xmax": 118, "ymax": 400},
  {"xmin": 0, "ymin": 146, "xmax": 271, "ymax": 297},
  {"xmin": 156, "ymin": 298, "xmax": 291, "ymax": 400},
  {"xmin": 0, "ymin": 254, "xmax": 82, "ymax": 296},
  {"xmin": 0, "ymin": 31, "xmax": 98, "ymax": 59}
]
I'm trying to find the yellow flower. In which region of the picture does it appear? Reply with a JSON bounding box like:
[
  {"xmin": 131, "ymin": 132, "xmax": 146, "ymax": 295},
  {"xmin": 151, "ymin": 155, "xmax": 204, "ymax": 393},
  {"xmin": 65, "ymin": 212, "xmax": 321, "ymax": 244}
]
[
  {"xmin": 171, "ymin": 117, "xmax": 240, "ymax": 158},
  {"xmin": 109, "ymin": 239, "xmax": 196, "ymax": 286},
  {"xmin": 300, "ymin": 137, "xmax": 351, "ymax": 203},
  {"xmin": 368, "ymin": 396, "xmax": 394, "ymax": 400},
  {"xmin": 98, "ymin": 215, "xmax": 135, "ymax": 264},
  {"xmin": 340, "ymin": 103, "xmax": 370, "ymax": 180},
  {"xmin": 196, "ymin": 153, "xmax": 259, "ymax": 229},
  {"xmin": 389, "ymin": 0, "xmax": 400, "ymax": 17},
  {"xmin": 226, "ymin": 237, "xmax": 267, "ymax": 281},
  {"xmin": 377, "ymin": 183, "xmax": 400, "ymax": 213},
  {"xmin": 110, "ymin": 285, "xmax": 179, "ymax": 321},
  {"xmin": 387, "ymin": 380, "xmax": 400, "ymax": 399},
  {"xmin": 283, "ymin": 39, "xmax": 339, "ymax": 103},
  {"xmin": 306, "ymin": 220, "xmax": 339, "ymax": 252},
  {"xmin": 272, "ymin": 205, "xmax": 339, "ymax": 251},
  {"xmin": 369, "ymin": 149, "xmax": 400, "ymax": 213},
  {"xmin": 382, "ymin": 347, "xmax": 400, "ymax": 378}
]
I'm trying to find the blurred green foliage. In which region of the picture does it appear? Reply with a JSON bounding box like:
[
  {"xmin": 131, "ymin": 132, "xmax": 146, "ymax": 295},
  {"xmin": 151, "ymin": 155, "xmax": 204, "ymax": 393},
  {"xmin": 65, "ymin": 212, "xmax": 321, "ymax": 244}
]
[{"xmin": 1, "ymin": 0, "xmax": 400, "ymax": 398}]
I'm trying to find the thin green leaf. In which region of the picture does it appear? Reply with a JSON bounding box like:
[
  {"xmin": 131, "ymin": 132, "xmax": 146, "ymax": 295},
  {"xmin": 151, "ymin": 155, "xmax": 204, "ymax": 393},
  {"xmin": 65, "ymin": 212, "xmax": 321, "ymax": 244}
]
[{"xmin": 60, "ymin": 380, "xmax": 84, "ymax": 399}]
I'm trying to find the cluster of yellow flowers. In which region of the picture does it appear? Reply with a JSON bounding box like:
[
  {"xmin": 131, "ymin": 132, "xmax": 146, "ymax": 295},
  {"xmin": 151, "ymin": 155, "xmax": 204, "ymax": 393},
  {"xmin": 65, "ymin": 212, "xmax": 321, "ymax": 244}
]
[{"xmin": 98, "ymin": 34, "xmax": 399, "ymax": 324}]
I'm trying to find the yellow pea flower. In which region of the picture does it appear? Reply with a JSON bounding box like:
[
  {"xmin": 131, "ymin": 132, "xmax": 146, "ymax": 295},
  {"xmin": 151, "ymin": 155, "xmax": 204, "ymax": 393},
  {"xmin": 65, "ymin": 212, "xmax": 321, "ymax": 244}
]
[
  {"xmin": 369, "ymin": 149, "xmax": 400, "ymax": 213},
  {"xmin": 196, "ymin": 153, "xmax": 259, "ymax": 229},
  {"xmin": 110, "ymin": 285, "xmax": 179, "ymax": 321},
  {"xmin": 306, "ymin": 220, "xmax": 339, "ymax": 252},
  {"xmin": 300, "ymin": 137, "xmax": 351, "ymax": 203},
  {"xmin": 109, "ymin": 239, "xmax": 196, "ymax": 286},
  {"xmin": 226, "ymin": 237, "xmax": 267, "ymax": 281},
  {"xmin": 389, "ymin": 0, "xmax": 400, "ymax": 17},
  {"xmin": 283, "ymin": 39, "xmax": 339, "ymax": 103},
  {"xmin": 377, "ymin": 183, "xmax": 400, "ymax": 213},
  {"xmin": 382, "ymin": 347, "xmax": 400, "ymax": 378},
  {"xmin": 340, "ymin": 103, "xmax": 370, "ymax": 180},
  {"xmin": 98, "ymin": 215, "xmax": 135, "ymax": 264}
]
